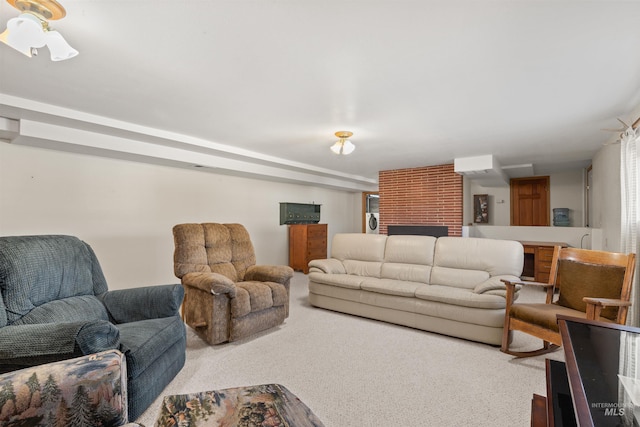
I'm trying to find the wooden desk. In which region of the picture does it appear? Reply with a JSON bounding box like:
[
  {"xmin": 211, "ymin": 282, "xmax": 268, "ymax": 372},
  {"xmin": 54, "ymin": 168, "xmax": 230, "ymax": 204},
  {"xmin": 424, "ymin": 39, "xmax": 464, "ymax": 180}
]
[{"xmin": 519, "ymin": 241, "xmax": 568, "ymax": 283}]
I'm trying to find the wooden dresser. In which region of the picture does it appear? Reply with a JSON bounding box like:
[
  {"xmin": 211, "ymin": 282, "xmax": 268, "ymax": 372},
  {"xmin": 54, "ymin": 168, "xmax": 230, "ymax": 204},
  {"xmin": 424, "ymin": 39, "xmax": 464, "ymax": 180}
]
[
  {"xmin": 519, "ymin": 241, "xmax": 569, "ymax": 283},
  {"xmin": 288, "ymin": 224, "xmax": 327, "ymax": 274}
]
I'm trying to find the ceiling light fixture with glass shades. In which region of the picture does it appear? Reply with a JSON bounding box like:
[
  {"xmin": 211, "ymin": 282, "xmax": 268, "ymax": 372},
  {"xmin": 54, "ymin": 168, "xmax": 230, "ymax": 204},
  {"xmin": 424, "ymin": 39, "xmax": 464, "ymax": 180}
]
[
  {"xmin": 0, "ymin": 0, "xmax": 78, "ymax": 61},
  {"xmin": 330, "ymin": 131, "xmax": 355, "ymax": 155}
]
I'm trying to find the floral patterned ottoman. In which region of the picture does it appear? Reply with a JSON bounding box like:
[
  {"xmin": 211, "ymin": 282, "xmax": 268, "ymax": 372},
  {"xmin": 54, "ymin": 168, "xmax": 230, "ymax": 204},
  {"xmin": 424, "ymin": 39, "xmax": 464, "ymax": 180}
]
[{"xmin": 155, "ymin": 383, "xmax": 324, "ymax": 427}]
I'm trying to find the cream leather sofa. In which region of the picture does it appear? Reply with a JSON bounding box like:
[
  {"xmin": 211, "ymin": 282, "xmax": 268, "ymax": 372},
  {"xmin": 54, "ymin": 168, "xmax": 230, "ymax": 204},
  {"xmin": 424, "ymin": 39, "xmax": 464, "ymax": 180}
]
[{"xmin": 308, "ymin": 234, "xmax": 524, "ymax": 345}]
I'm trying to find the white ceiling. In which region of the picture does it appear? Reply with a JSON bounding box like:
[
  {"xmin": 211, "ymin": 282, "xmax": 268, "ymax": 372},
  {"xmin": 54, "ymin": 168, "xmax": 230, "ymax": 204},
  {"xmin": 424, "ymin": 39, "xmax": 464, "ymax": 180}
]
[{"xmin": 1, "ymin": 1, "xmax": 640, "ymax": 190}]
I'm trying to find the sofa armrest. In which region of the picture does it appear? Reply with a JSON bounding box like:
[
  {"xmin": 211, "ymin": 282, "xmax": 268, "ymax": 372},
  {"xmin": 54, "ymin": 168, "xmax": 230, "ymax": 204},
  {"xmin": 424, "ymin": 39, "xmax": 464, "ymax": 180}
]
[
  {"xmin": 245, "ymin": 265, "xmax": 294, "ymax": 284},
  {"xmin": 182, "ymin": 272, "xmax": 237, "ymax": 297},
  {"xmin": 99, "ymin": 284, "xmax": 184, "ymax": 323},
  {"xmin": 308, "ymin": 258, "xmax": 346, "ymax": 274},
  {"xmin": 0, "ymin": 321, "xmax": 120, "ymax": 361},
  {"xmin": 474, "ymin": 276, "xmax": 522, "ymax": 294}
]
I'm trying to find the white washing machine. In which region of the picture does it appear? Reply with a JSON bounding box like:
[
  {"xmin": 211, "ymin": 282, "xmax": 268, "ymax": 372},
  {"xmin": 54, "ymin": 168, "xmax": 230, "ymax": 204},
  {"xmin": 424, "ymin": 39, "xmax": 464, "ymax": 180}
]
[{"xmin": 366, "ymin": 213, "xmax": 379, "ymax": 234}]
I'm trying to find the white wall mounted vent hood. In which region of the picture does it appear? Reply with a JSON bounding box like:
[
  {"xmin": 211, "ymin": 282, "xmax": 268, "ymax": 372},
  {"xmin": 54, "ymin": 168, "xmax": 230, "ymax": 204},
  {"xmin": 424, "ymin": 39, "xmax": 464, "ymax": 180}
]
[{"xmin": 454, "ymin": 155, "xmax": 509, "ymax": 187}]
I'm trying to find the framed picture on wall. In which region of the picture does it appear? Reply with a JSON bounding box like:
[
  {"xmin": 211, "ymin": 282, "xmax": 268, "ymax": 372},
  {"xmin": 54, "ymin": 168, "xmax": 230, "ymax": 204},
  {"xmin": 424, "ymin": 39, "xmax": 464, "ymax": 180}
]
[{"xmin": 474, "ymin": 194, "xmax": 489, "ymax": 223}]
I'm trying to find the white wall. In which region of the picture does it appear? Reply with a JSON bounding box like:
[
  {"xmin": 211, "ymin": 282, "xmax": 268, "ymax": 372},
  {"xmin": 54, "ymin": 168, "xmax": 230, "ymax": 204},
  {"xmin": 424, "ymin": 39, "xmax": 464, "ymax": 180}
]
[
  {"xmin": 549, "ymin": 169, "xmax": 586, "ymax": 227},
  {"xmin": 464, "ymin": 168, "xmax": 586, "ymax": 227},
  {"xmin": 467, "ymin": 225, "xmax": 594, "ymax": 249},
  {"xmin": 0, "ymin": 143, "xmax": 362, "ymax": 290},
  {"xmin": 464, "ymin": 182, "xmax": 511, "ymax": 226},
  {"xmin": 591, "ymin": 143, "xmax": 622, "ymax": 252}
]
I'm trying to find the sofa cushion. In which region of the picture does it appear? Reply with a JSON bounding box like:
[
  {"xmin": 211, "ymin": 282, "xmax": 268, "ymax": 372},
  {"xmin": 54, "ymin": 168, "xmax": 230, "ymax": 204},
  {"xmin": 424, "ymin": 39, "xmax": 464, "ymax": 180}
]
[
  {"xmin": 0, "ymin": 235, "xmax": 106, "ymax": 324},
  {"xmin": 116, "ymin": 316, "xmax": 186, "ymax": 380},
  {"xmin": 361, "ymin": 278, "xmax": 423, "ymax": 297},
  {"xmin": 10, "ymin": 295, "xmax": 110, "ymax": 326},
  {"xmin": 226, "ymin": 223, "xmax": 258, "ymax": 281},
  {"xmin": 411, "ymin": 297, "xmax": 507, "ymax": 327},
  {"xmin": 310, "ymin": 281, "xmax": 417, "ymax": 313},
  {"xmin": 415, "ymin": 285, "xmax": 507, "ymax": 309},
  {"xmin": 433, "ymin": 237, "xmax": 524, "ymax": 278},
  {"xmin": 172, "ymin": 223, "xmax": 213, "ymax": 277},
  {"xmin": 174, "ymin": 223, "xmax": 254, "ymax": 283},
  {"xmin": 430, "ymin": 267, "xmax": 490, "ymax": 290},
  {"xmin": 308, "ymin": 272, "xmax": 364, "ymax": 289},
  {"xmin": 344, "ymin": 260, "xmax": 382, "ymax": 277},
  {"xmin": 203, "ymin": 224, "xmax": 240, "ymax": 282},
  {"xmin": 381, "ymin": 263, "xmax": 431, "ymax": 283},
  {"xmin": 331, "ymin": 233, "xmax": 387, "ymax": 262},
  {"xmin": 265, "ymin": 282, "xmax": 288, "ymax": 306},
  {"xmin": 231, "ymin": 281, "xmax": 287, "ymax": 318},
  {"xmin": 384, "ymin": 235, "xmax": 436, "ymax": 265},
  {"xmin": 310, "ymin": 282, "xmax": 507, "ymax": 328},
  {"xmin": 308, "ymin": 258, "xmax": 346, "ymax": 274},
  {"xmin": 473, "ymin": 276, "xmax": 520, "ymax": 297}
]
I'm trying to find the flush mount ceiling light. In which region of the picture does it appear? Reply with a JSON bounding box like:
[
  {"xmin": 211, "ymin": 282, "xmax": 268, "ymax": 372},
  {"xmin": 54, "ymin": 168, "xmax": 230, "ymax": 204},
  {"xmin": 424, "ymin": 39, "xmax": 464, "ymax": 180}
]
[
  {"xmin": 330, "ymin": 131, "xmax": 355, "ymax": 155},
  {"xmin": 0, "ymin": 0, "xmax": 78, "ymax": 61}
]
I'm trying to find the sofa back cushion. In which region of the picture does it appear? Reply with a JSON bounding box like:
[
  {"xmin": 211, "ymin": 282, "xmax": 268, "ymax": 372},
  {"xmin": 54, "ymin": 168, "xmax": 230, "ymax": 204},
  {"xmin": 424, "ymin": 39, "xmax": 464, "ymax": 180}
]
[
  {"xmin": 381, "ymin": 236, "xmax": 436, "ymax": 283},
  {"xmin": 173, "ymin": 223, "xmax": 213, "ymax": 277},
  {"xmin": 431, "ymin": 237, "xmax": 524, "ymax": 289},
  {"xmin": 384, "ymin": 235, "xmax": 436, "ymax": 264},
  {"xmin": 0, "ymin": 235, "xmax": 109, "ymax": 326},
  {"xmin": 225, "ymin": 224, "xmax": 257, "ymax": 281},
  {"xmin": 331, "ymin": 234, "xmax": 387, "ymax": 277}
]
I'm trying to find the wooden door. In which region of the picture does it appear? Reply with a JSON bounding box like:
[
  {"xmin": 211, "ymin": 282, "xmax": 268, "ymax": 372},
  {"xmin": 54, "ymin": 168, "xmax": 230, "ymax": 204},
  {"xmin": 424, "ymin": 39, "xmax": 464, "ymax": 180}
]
[{"xmin": 510, "ymin": 177, "xmax": 550, "ymax": 226}]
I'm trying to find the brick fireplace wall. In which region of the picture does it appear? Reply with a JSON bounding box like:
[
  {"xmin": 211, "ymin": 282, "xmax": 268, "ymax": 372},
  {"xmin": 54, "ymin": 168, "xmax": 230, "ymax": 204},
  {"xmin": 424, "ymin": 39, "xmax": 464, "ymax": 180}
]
[{"xmin": 378, "ymin": 164, "xmax": 463, "ymax": 236}]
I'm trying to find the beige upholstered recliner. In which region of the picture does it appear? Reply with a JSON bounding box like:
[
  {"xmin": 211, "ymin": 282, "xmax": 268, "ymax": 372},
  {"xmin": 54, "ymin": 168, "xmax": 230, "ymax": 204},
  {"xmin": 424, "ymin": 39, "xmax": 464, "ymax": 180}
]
[{"xmin": 173, "ymin": 223, "xmax": 294, "ymax": 344}]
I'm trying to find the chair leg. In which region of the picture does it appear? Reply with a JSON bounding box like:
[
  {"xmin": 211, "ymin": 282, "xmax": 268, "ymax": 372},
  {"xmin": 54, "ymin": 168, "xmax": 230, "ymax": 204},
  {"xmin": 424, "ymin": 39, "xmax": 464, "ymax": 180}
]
[{"xmin": 500, "ymin": 326, "xmax": 511, "ymax": 353}]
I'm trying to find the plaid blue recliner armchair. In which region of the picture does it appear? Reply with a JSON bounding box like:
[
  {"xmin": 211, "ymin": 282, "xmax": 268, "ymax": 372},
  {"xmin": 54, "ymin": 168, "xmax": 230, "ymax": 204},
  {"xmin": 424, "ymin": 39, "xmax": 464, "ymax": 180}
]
[{"xmin": 0, "ymin": 235, "xmax": 187, "ymax": 421}]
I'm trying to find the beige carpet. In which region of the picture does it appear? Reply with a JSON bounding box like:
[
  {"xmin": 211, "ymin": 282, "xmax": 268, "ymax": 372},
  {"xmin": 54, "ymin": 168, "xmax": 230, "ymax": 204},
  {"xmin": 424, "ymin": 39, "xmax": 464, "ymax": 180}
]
[{"xmin": 136, "ymin": 273, "xmax": 564, "ymax": 427}]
